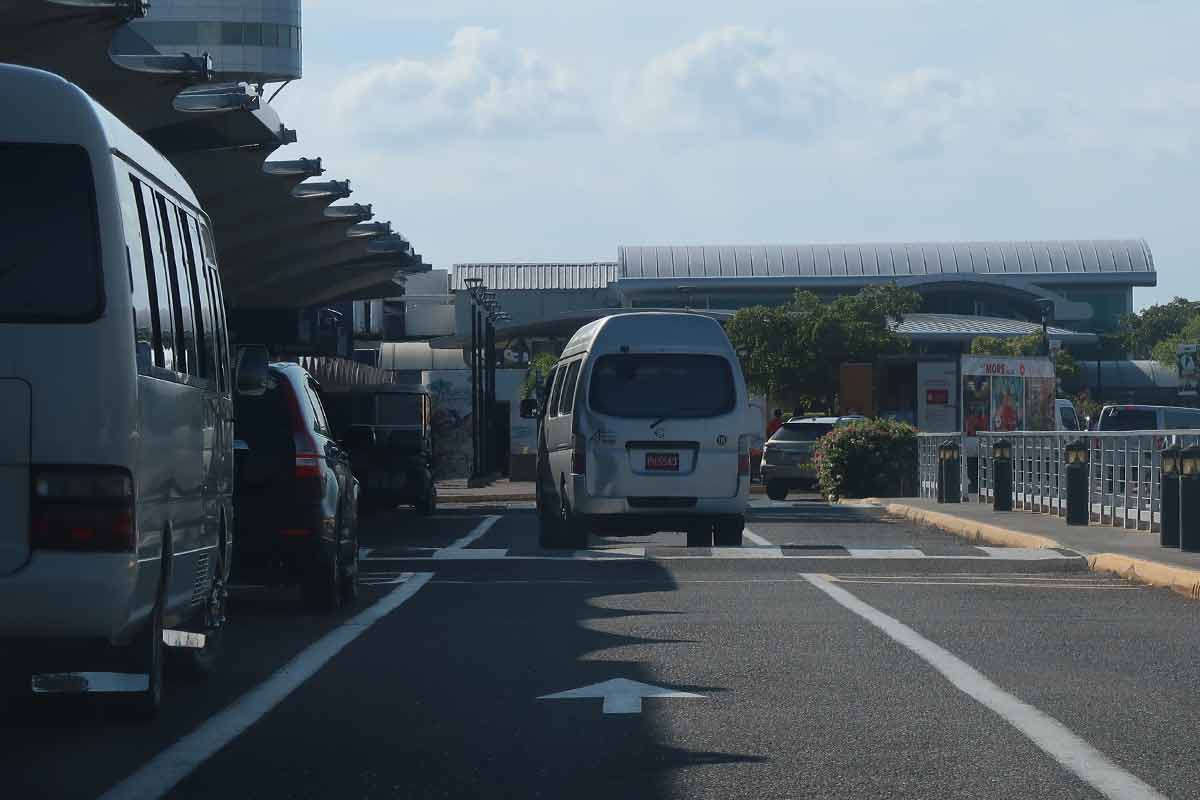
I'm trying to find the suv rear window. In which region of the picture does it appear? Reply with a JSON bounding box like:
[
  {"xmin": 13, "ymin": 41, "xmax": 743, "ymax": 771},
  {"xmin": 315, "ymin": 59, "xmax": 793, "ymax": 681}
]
[
  {"xmin": 772, "ymin": 422, "xmax": 834, "ymax": 442},
  {"xmin": 588, "ymin": 353, "xmax": 736, "ymax": 419},
  {"xmin": 1098, "ymin": 408, "xmax": 1157, "ymax": 431},
  {"xmin": 0, "ymin": 144, "xmax": 102, "ymax": 321},
  {"xmin": 234, "ymin": 375, "xmax": 294, "ymax": 457}
]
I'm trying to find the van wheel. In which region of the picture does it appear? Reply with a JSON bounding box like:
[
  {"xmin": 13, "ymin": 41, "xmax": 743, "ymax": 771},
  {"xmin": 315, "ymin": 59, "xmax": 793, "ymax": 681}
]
[
  {"xmin": 302, "ymin": 526, "xmax": 343, "ymax": 612},
  {"xmin": 766, "ymin": 481, "xmax": 789, "ymax": 501},
  {"xmin": 686, "ymin": 527, "xmax": 713, "ymax": 548},
  {"xmin": 559, "ymin": 494, "xmax": 589, "ymax": 550},
  {"xmin": 168, "ymin": 542, "xmax": 226, "ymax": 680},
  {"xmin": 714, "ymin": 517, "xmax": 744, "ymax": 547}
]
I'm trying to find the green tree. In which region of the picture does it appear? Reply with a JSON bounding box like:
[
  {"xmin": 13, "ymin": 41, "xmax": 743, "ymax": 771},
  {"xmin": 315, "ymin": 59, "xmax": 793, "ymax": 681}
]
[
  {"xmin": 522, "ymin": 353, "xmax": 558, "ymax": 400},
  {"xmin": 727, "ymin": 284, "xmax": 922, "ymax": 410},
  {"xmin": 1117, "ymin": 298, "xmax": 1200, "ymax": 358},
  {"xmin": 1151, "ymin": 316, "xmax": 1200, "ymax": 367}
]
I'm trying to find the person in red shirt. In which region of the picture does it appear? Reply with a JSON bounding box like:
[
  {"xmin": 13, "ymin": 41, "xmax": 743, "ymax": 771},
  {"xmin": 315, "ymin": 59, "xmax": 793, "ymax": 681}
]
[{"xmin": 766, "ymin": 409, "xmax": 784, "ymax": 439}]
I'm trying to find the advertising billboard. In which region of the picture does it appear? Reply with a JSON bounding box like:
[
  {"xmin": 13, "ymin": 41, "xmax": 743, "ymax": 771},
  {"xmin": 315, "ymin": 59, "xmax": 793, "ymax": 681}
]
[
  {"xmin": 1179, "ymin": 344, "xmax": 1198, "ymax": 397},
  {"xmin": 960, "ymin": 356, "xmax": 1056, "ymax": 455}
]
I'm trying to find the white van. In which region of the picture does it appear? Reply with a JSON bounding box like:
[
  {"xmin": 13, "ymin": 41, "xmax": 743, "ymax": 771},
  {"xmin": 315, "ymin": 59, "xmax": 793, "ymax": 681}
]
[
  {"xmin": 1055, "ymin": 398, "xmax": 1081, "ymax": 432},
  {"xmin": 525, "ymin": 313, "xmax": 751, "ymax": 549},
  {"xmin": 1096, "ymin": 404, "xmax": 1200, "ymax": 431},
  {"xmin": 0, "ymin": 65, "xmax": 240, "ymax": 716}
]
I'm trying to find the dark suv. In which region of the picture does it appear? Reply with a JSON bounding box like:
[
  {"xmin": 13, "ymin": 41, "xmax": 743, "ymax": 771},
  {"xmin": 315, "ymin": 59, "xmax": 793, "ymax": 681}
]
[{"xmin": 233, "ymin": 363, "xmax": 359, "ymax": 609}]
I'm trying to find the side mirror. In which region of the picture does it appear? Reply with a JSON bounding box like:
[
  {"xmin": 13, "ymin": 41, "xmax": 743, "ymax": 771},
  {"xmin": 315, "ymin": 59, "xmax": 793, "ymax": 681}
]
[
  {"xmin": 235, "ymin": 345, "xmax": 270, "ymax": 397},
  {"xmin": 519, "ymin": 398, "xmax": 539, "ymax": 419}
]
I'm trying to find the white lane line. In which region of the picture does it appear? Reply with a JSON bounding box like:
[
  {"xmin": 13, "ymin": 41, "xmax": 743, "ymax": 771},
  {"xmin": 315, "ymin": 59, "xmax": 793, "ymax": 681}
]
[
  {"xmin": 743, "ymin": 527, "xmax": 773, "ymax": 546},
  {"xmin": 845, "ymin": 547, "xmax": 925, "ymax": 559},
  {"xmin": 99, "ymin": 572, "xmax": 435, "ymax": 800},
  {"xmin": 976, "ymin": 546, "xmax": 1070, "ymax": 561},
  {"xmin": 802, "ymin": 574, "xmax": 1166, "ymax": 800},
  {"xmin": 440, "ymin": 515, "xmax": 501, "ymax": 552}
]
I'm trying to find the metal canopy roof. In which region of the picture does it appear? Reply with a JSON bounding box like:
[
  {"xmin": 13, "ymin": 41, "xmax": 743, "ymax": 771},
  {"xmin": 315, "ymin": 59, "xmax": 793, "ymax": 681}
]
[
  {"xmin": 451, "ymin": 263, "xmax": 621, "ymax": 291},
  {"xmin": 619, "ymin": 241, "xmax": 1155, "ymax": 284},
  {"xmin": 890, "ymin": 313, "xmax": 1097, "ymax": 344},
  {"xmin": 0, "ymin": 1, "xmax": 426, "ymax": 310}
]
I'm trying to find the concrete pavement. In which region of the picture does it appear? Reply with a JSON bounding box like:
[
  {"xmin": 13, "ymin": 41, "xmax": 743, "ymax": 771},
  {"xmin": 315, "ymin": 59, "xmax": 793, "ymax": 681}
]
[{"xmin": 5, "ymin": 497, "xmax": 1198, "ymax": 799}]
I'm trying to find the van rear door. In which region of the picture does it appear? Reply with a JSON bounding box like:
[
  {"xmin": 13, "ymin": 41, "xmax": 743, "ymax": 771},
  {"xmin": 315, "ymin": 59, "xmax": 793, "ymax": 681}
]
[
  {"xmin": 0, "ymin": 379, "xmax": 31, "ymax": 574},
  {"xmin": 586, "ymin": 353, "xmax": 740, "ymax": 499}
]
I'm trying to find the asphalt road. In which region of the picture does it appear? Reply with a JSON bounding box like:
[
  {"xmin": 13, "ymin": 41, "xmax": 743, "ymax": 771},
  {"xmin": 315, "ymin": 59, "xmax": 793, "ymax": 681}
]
[{"xmin": 3, "ymin": 494, "xmax": 1199, "ymax": 799}]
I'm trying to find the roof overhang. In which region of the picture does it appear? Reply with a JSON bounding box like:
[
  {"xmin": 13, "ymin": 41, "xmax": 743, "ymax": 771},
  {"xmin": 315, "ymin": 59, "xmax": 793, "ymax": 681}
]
[{"xmin": 428, "ymin": 308, "xmax": 733, "ymax": 349}]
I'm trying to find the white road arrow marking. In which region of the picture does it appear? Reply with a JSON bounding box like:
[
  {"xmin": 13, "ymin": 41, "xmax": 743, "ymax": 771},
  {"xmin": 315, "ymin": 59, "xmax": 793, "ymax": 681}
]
[{"xmin": 538, "ymin": 678, "xmax": 705, "ymax": 714}]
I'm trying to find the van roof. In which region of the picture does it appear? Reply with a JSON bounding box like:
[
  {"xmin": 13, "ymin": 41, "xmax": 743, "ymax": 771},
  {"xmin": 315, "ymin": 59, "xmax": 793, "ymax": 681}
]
[
  {"xmin": 0, "ymin": 63, "xmax": 202, "ymax": 214},
  {"xmin": 561, "ymin": 312, "xmax": 734, "ymax": 359},
  {"xmin": 1100, "ymin": 404, "xmax": 1200, "ymax": 412}
]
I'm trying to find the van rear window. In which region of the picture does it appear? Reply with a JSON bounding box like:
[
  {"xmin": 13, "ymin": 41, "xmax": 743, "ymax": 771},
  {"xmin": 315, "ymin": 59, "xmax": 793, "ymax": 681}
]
[
  {"xmin": 772, "ymin": 422, "xmax": 834, "ymax": 442},
  {"xmin": 588, "ymin": 353, "xmax": 736, "ymax": 419},
  {"xmin": 1098, "ymin": 408, "xmax": 1157, "ymax": 431},
  {"xmin": 0, "ymin": 144, "xmax": 102, "ymax": 321}
]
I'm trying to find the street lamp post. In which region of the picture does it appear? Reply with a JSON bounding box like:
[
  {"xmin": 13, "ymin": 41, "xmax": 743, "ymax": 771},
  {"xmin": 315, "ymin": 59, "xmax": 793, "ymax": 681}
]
[{"xmin": 461, "ymin": 279, "xmax": 505, "ymax": 484}]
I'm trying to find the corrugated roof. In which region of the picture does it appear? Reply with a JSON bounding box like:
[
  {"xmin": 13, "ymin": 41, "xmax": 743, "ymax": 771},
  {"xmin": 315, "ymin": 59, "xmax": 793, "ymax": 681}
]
[
  {"xmin": 451, "ymin": 262, "xmax": 620, "ymax": 291},
  {"xmin": 890, "ymin": 313, "xmax": 1096, "ymax": 343},
  {"xmin": 618, "ymin": 240, "xmax": 1154, "ymax": 280},
  {"xmin": 1081, "ymin": 360, "xmax": 1180, "ymax": 389}
]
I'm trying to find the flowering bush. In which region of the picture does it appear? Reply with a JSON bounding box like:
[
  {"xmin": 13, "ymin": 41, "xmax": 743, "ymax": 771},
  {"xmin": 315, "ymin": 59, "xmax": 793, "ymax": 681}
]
[{"xmin": 814, "ymin": 419, "xmax": 918, "ymax": 500}]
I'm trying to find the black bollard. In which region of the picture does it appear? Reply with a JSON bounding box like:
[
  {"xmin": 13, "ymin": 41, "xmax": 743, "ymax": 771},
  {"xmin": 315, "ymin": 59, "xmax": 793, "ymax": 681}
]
[
  {"xmin": 1180, "ymin": 446, "xmax": 1200, "ymax": 553},
  {"xmin": 937, "ymin": 440, "xmax": 961, "ymax": 504},
  {"xmin": 1160, "ymin": 446, "xmax": 1181, "ymax": 547},
  {"xmin": 1065, "ymin": 440, "xmax": 1090, "ymax": 526},
  {"xmin": 992, "ymin": 439, "xmax": 1013, "ymax": 512}
]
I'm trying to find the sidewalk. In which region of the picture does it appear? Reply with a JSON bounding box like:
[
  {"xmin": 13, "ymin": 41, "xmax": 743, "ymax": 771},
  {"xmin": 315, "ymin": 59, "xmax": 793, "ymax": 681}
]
[{"xmin": 871, "ymin": 496, "xmax": 1200, "ymax": 599}]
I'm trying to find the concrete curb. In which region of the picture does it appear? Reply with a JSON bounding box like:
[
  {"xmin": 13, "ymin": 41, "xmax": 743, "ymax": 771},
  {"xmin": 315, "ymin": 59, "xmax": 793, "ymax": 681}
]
[{"xmin": 853, "ymin": 499, "xmax": 1200, "ymax": 600}]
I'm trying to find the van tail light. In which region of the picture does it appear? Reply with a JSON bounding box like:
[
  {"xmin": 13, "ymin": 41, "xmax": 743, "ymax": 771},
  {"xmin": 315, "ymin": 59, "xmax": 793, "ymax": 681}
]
[
  {"xmin": 737, "ymin": 435, "xmax": 751, "ymax": 476},
  {"xmin": 31, "ymin": 466, "xmax": 135, "ymax": 552},
  {"xmin": 284, "ymin": 383, "xmax": 325, "ymax": 485},
  {"xmin": 572, "ymin": 433, "xmax": 587, "ymax": 475}
]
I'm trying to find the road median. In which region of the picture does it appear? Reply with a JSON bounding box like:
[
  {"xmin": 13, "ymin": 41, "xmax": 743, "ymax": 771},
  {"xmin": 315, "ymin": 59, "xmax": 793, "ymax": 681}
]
[{"xmin": 846, "ymin": 499, "xmax": 1200, "ymax": 600}]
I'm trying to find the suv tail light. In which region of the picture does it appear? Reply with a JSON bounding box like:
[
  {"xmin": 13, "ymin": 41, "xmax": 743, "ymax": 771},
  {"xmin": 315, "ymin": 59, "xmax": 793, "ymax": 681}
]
[
  {"xmin": 571, "ymin": 433, "xmax": 587, "ymax": 475},
  {"xmin": 737, "ymin": 435, "xmax": 751, "ymax": 476},
  {"xmin": 31, "ymin": 466, "xmax": 135, "ymax": 552},
  {"xmin": 284, "ymin": 382, "xmax": 324, "ymax": 483}
]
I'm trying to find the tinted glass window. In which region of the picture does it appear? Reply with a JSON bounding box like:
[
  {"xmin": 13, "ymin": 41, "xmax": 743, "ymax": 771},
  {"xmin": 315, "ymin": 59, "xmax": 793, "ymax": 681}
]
[
  {"xmin": 588, "ymin": 354, "xmax": 736, "ymax": 418},
  {"xmin": 1059, "ymin": 406, "xmax": 1080, "ymax": 431},
  {"xmin": 1164, "ymin": 409, "xmax": 1200, "ymax": 430},
  {"xmin": 234, "ymin": 375, "xmax": 293, "ymax": 457},
  {"xmin": 1098, "ymin": 408, "xmax": 1158, "ymax": 431},
  {"xmin": 547, "ymin": 368, "xmax": 565, "ymax": 417},
  {"xmin": 558, "ymin": 361, "xmax": 581, "ymax": 416},
  {"xmin": 377, "ymin": 394, "xmax": 423, "ymax": 425},
  {"xmin": 135, "ymin": 182, "xmax": 175, "ymax": 371},
  {"xmin": 178, "ymin": 212, "xmax": 211, "ymax": 380},
  {"xmin": 0, "ymin": 144, "xmax": 101, "ymax": 320},
  {"xmin": 306, "ymin": 381, "xmax": 331, "ymax": 435},
  {"xmin": 772, "ymin": 422, "xmax": 834, "ymax": 442},
  {"xmin": 118, "ymin": 174, "xmax": 153, "ymax": 372},
  {"xmin": 158, "ymin": 196, "xmax": 197, "ymax": 375}
]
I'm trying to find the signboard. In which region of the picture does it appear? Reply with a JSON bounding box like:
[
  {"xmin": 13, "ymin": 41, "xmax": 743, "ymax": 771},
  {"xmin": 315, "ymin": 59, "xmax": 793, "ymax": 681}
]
[
  {"xmin": 960, "ymin": 356, "xmax": 1056, "ymax": 456},
  {"xmin": 917, "ymin": 361, "xmax": 957, "ymax": 433},
  {"xmin": 1179, "ymin": 344, "xmax": 1199, "ymax": 397}
]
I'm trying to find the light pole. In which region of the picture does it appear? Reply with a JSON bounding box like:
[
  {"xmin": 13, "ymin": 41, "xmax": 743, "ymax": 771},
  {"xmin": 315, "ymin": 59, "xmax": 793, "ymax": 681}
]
[{"xmin": 461, "ymin": 279, "xmax": 505, "ymax": 483}]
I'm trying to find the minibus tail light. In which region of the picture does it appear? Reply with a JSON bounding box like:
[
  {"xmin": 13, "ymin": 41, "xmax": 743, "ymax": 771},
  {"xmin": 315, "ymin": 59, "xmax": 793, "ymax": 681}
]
[{"xmin": 31, "ymin": 466, "xmax": 135, "ymax": 552}]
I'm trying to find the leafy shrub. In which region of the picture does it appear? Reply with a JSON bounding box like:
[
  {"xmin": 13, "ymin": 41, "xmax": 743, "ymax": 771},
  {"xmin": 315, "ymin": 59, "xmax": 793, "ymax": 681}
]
[{"xmin": 813, "ymin": 419, "xmax": 917, "ymax": 500}]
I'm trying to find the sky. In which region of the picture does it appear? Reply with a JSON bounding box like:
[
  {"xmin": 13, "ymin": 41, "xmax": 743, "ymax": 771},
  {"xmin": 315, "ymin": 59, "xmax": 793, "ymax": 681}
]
[{"xmin": 272, "ymin": 1, "xmax": 1200, "ymax": 309}]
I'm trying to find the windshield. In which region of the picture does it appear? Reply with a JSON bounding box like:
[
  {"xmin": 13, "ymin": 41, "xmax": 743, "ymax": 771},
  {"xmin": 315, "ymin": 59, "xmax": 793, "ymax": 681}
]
[
  {"xmin": 0, "ymin": 144, "xmax": 102, "ymax": 321},
  {"xmin": 1059, "ymin": 406, "xmax": 1080, "ymax": 431},
  {"xmin": 1098, "ymin": 408, "xmax": 1157, "ymax": 431},
  {"xmin": 376, "ymin": 393, "xmax": 423, "ymax": 426},
  {"xmin": 771, "ymin": 422, "xmax": 834, "ymax": 442},
  {"xmin": 588, "ymin": 353, "xmax": 736, "ymax": 419}
]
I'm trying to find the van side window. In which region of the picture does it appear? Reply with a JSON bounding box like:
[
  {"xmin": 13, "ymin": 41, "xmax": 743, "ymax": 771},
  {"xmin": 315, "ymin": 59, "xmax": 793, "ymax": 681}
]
[
  {"xmin": 118, "ymin": 174, "xmax": 154, "ymax": 372},
  {"xmin": 546, "ymin": 367, "xmax": 565, "ymax": 417},
  {"xmin": 1165, "ymin": 409, "xmax": 1200, "ymax": 430},
  {"xmin": 208, "ymin": 267, "xmax": 230, "ymax": 395},
  {"xmin": 133, "ymin": 180, "xmax": 175, "ymax": 371},
  {"xmin": 178, "ymin": 211, "xmax": 212, "ymax": 382},
  {"xmin": 156, "ymin": 195, "xmax": 198, "ymax": 377},
  {"xmin": 558, "ymin": 360, "xmax": 581, "ymax": 416}
]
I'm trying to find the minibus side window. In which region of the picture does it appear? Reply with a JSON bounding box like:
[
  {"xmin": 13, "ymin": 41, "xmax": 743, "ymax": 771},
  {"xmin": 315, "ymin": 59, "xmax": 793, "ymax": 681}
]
[
  {"xmin": 208, "ymin": 265, "xmax": 231, "ymax": 396},
  {"xmin": 547, "ymin": 367, "xmax": 565, "ymax": 418},
  {"xmin": 179, "ymin": 211, "xmax": 212, "ymax": 382},
  {"xmin": 558, "ymin": 360, "xmax": 581, "ymax": 416},
  {"xmin": 156, "ymin": 194, "xmax": 197, "ymax": 377},
  {"xmin": 119, "ymin": 175, "xmax": 154, "ymax": 372},
  {"xmin": 134, "ymin": 181, "xmax": 175, "ymax": 371}
]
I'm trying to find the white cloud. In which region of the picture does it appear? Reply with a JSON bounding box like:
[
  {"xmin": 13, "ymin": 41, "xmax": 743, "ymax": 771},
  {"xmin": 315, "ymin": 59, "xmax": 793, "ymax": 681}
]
[{"xmin": 290, "ymin": 27, "xmax": 591, "ymax": 143}]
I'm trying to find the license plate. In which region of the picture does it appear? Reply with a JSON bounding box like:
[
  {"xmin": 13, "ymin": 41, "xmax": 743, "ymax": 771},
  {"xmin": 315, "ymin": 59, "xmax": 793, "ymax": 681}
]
[{"xmin": 645, "ymin": 452, "xmax": 680, "ymax": 471}]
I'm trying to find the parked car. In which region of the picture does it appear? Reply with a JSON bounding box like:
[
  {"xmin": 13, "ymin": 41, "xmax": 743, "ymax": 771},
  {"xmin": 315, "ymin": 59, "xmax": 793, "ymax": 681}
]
[
  {"xmin": 1056, "ymin": 399, "xmax": 1081, "ymax": 432},
  {"xmin": 0, "ymin": 64, "xmax": 244, "ymax": 717},
  {"xmin": 233, "ymin": 362, "xmax": 360, "ymax": 609},
  {"xmin": 343, "ymin": 385, "xmax": 436, "ymax": 515},
  {"xmin": 761, "ymin": 416, "xmax": 866, "ymax": 500},
  {"xmin": 1095, "ymin": 404, "xmax": 1200, "ymax": 431},
  {"xmin": 523, "ymin": 313, "xmax": 752, "ymax": 549}
]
